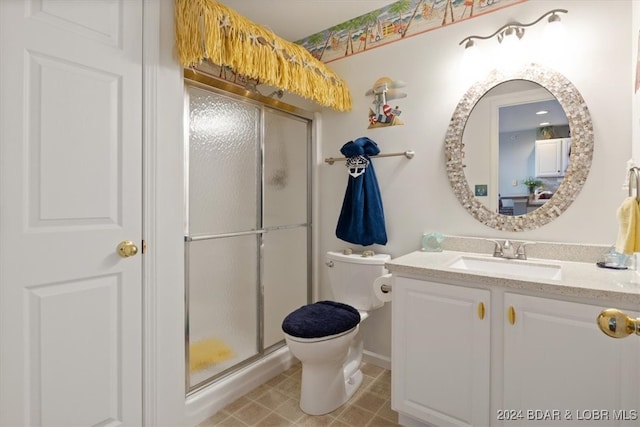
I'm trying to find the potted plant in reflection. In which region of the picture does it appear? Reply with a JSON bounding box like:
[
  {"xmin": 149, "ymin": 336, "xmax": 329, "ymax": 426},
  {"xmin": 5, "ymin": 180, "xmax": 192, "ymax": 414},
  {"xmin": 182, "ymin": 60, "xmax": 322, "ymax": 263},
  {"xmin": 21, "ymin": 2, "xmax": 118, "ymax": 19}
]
[{"xmin": 523, "ymin": 177, "xmax": 543, "ymax": 194}]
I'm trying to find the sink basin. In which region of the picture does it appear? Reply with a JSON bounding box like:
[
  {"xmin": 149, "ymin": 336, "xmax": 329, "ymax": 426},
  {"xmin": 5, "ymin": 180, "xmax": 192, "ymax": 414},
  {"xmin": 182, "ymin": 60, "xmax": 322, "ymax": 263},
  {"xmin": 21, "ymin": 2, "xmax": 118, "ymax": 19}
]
[{"xmin": 447, "ymin": 256, "xmax": 562, "ymax": 280}]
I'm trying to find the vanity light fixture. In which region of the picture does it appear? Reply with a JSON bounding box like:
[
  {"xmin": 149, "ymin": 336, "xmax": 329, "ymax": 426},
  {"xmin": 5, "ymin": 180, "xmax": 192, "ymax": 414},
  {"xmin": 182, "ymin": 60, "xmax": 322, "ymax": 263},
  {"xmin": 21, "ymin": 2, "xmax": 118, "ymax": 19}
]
[{"xmin": 459, "ymin": 9, "xmax": 568, "ymax": 50}]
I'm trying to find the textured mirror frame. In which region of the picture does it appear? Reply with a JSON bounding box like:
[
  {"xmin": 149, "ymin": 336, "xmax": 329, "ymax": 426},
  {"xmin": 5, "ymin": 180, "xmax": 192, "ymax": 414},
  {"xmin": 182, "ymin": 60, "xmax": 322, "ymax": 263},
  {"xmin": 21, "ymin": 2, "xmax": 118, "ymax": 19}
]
[{"xmin": 445, "ymin": 63, "xmax": 594, "ymax": 232}]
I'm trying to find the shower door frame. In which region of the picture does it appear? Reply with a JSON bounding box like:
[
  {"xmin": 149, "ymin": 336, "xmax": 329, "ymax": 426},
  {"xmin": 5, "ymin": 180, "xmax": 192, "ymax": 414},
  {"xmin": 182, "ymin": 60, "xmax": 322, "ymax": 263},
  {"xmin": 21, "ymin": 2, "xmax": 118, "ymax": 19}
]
[{"xmin": 183, "ymin": 71, "xmax": 313, "ymax": 394}]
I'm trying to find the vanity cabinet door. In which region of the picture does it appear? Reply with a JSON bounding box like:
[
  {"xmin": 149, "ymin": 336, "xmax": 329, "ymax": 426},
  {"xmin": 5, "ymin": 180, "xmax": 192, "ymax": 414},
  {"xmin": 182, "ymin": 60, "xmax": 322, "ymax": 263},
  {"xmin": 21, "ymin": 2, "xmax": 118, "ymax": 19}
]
[
  {"xmin": 503, "ymin": 293, "xmax": 640, "ymax": 426},
  {"xmin": 392, "ymin": 277, "xmax": 491, "ymax": 427}
]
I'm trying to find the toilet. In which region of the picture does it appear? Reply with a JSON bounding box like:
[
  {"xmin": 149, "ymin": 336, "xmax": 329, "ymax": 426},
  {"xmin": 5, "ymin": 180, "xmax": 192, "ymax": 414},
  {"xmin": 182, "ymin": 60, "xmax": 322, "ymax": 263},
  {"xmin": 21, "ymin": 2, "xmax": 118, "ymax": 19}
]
[{"xmin": 281, "ymin": 250, "xmax": 390, "ymax": 415}]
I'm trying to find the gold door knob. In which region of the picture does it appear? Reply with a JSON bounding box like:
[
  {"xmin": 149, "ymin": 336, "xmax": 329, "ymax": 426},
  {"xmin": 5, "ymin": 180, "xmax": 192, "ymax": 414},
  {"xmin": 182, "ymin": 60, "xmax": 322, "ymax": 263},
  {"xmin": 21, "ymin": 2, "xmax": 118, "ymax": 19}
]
[
  {"xmin": 117, "ymin": 240, "xmax": 138, "ymax": 258},
  {"xmin": 597, "ymin": 309, "xmax": 640, "ymax": 339}
]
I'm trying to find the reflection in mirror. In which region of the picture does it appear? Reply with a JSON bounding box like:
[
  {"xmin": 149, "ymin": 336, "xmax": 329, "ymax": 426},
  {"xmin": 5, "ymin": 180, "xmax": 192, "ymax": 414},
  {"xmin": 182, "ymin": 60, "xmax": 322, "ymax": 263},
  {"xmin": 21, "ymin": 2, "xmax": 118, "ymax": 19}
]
[
  {"xmin": 445, "ymin": 64, "xmax": 593, "ymax": 232},
  {"xmin": 463, "ymin": 80, "xmax": 569, "ymax": 216}
]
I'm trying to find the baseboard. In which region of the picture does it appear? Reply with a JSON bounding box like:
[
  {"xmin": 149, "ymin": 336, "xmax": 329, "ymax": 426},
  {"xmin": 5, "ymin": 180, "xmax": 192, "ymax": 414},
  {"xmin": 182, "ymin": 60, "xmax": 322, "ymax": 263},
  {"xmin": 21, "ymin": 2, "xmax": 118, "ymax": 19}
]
[
  {"xmin": 363, "ymin": 350, "xmax": 391, "ymax": 370},
  {"xmin": 399, "ymin": 413, "xmax": 433, "ymax": 427},
  {"xmin": 184, "ymin": 347, "xmax": 295, "ymax": 426}
]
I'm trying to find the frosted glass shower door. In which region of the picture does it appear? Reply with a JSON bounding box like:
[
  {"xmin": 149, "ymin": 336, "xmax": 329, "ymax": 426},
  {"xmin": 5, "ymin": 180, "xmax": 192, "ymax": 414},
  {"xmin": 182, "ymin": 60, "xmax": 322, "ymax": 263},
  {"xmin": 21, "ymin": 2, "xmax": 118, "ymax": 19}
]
[
  {"xmin": 184, "ymin": 80, "xmax": 312, "ymax": 393},
  {"xmin": 186, "ymin": 85, "xmax": 261, "ymax": 390},
  {"xmin": 262, "ymin": 110, "xmax": 310, "ymax": 348}
]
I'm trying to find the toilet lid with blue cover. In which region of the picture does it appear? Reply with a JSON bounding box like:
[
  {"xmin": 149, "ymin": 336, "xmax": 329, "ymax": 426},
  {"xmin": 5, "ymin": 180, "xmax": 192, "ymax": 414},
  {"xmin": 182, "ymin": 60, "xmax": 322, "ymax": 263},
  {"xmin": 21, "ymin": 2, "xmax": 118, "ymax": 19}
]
[{"xmin": 282, "ymin": 301, "xmax": 360, "ymax": 339}]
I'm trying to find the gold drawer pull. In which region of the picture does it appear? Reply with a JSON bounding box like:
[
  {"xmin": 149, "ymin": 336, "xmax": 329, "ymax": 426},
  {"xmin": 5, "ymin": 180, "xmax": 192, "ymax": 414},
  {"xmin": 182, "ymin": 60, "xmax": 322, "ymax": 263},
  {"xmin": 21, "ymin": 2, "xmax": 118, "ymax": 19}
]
[
  {"xmin": 508, "ymin": 306, "xmax": 516, "ymax": 325},
  {"xmin": 478, "ymin": 302, "xmax": 485, "ymax": 320}
]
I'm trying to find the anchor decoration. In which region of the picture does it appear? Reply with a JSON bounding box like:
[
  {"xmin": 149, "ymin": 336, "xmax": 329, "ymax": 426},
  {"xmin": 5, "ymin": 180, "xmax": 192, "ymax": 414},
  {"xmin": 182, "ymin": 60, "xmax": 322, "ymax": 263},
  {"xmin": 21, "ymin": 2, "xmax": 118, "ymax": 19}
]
[
  {"xmin": 365, "ymin": 77, "xmax": 407, "ymax": 129},
  {"xmin": 346, "ymin": 155, "xmax": 370, "ymax": 178}
]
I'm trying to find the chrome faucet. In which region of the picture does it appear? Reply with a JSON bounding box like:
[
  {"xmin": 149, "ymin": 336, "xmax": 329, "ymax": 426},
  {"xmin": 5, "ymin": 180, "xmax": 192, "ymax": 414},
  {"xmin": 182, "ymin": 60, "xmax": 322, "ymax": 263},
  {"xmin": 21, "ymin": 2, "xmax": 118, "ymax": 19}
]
[
  {"xmin": 501, "ymin": 240, "xmax": 516, "ymax": 259},
  {"xmin": 488, "ymin": 239, "xmax": 533, "ymax": 260}
]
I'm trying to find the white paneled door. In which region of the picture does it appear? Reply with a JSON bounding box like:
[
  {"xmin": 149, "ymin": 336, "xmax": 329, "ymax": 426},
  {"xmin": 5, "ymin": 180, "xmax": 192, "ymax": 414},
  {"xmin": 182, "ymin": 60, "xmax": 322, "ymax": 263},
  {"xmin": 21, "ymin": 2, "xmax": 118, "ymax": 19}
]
[{"xmin": 0, "ymin": 1, "xmax": 143, "ymax": 426}]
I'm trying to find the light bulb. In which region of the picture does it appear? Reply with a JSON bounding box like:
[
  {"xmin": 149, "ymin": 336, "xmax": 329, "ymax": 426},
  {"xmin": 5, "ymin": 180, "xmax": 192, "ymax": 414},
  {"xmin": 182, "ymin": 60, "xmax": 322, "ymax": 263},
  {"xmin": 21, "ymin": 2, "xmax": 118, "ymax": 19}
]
[
  {"xmin": 459, "ymin": 40, "xmax": 488, "ymax": 82},
  {"xmin": 544, "ymin": 14, "xmax": 566, "ymax": 42},
  {"xmin": 498, "ymin": 30, "xmax": 524, "ymax": 73},
  {"xmin": 541, "ymin": 14, "xmax": 566, "ymax": 64}
]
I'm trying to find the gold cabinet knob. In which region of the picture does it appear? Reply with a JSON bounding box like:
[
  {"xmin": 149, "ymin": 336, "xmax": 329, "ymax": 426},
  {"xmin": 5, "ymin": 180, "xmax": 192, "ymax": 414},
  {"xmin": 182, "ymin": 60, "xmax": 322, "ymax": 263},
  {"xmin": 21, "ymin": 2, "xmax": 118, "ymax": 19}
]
[
  {"xmin": 478, "ymin": 302, "xmax": 485, "ymax": 320},
  {"xmin": 597, "ymin": 309, "xmax": 640, "ymax": 339},
  {"xmin": 117, "ymin": 240, "xmax": 138, "ymax": 258},
  {"xmin": 507, "ymin": 306, "xmax": 516, "ymax": 325}
]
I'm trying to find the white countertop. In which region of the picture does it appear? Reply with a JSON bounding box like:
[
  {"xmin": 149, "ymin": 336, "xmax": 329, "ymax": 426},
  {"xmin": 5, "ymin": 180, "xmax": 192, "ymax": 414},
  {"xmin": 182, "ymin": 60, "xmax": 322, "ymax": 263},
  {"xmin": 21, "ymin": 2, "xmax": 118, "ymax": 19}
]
[{"xmin": 386, "ymin": 250, "xmax": 640, "ymax": 306}]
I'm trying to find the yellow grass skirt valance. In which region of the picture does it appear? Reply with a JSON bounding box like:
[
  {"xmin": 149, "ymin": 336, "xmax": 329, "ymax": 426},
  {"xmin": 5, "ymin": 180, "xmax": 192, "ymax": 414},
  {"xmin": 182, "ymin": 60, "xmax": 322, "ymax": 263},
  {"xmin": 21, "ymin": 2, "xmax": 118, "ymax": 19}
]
[{"xmin": 175, "ymin": 0, "xmax": 352, "ymax": 112}]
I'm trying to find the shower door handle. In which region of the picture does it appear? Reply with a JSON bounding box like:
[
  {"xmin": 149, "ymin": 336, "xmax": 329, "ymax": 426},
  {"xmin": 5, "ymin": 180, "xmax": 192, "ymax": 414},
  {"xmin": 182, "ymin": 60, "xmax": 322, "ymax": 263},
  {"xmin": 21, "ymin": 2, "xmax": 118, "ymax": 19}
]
[{"xmin": 185, "ymin": 229, "xmax": 267, "ymax": 242}]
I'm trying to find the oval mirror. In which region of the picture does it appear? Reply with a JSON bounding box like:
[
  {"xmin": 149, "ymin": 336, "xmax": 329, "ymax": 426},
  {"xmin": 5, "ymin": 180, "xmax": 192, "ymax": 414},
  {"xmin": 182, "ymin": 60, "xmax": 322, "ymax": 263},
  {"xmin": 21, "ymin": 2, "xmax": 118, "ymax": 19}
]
[{"xmin": 445, "ymin": 64, "xmax": 593, "ymax": 231}]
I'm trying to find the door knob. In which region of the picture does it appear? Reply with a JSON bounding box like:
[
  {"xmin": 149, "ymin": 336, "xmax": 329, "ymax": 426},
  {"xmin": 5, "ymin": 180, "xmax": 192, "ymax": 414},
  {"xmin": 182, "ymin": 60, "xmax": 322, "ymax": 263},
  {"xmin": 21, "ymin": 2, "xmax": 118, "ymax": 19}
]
[
  {"xmin": 597, "ymin": 309, "xmax": 640, "ymax": 338},
  {"xmin": 117, "ymin": 240, "xmax": 138, "ymax": 258}
]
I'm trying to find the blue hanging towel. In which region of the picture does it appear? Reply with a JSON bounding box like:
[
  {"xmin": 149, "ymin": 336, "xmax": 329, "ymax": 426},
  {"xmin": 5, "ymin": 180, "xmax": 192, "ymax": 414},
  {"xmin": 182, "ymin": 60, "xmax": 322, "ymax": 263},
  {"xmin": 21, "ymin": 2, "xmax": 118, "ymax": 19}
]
[{"xmin": 336, "ymin": 137, "xmax": 388, "ymax": 246}]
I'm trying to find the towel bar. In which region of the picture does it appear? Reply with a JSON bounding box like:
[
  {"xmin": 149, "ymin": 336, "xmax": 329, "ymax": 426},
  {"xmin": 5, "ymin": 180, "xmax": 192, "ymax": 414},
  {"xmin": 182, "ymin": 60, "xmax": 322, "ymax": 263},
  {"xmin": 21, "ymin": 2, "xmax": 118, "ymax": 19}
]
[
  {"xmin": 324, "ymin": 150, "xmax": 415, "ymax": 165},
  {"xmin": 629, "ymin": 167, "xmax": 640, "ymax": 202}
]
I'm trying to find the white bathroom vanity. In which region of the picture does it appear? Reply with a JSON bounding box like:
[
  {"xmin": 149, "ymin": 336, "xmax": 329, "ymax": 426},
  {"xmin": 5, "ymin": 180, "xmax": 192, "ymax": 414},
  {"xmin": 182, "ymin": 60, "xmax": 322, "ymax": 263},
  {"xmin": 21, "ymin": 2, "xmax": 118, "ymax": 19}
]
[{"xmin": 386, "ymin": 247, "xmax": 640, "ymax": 427}]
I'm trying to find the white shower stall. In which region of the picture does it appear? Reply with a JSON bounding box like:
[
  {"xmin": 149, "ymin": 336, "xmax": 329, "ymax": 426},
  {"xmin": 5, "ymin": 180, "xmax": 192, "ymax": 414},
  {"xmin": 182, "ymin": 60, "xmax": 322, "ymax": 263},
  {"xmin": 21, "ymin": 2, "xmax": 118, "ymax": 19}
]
[{"xmin": 184, "ymin": 78, "xmax": 312, "ymax": 393}]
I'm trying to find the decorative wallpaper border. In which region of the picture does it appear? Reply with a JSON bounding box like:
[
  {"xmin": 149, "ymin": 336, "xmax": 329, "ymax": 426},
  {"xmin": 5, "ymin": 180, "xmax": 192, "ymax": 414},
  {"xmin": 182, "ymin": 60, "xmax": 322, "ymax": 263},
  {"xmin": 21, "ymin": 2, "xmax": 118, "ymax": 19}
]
[{"xmin": 295, "ymin": 0, "xmax": 528, "ymax": 64}]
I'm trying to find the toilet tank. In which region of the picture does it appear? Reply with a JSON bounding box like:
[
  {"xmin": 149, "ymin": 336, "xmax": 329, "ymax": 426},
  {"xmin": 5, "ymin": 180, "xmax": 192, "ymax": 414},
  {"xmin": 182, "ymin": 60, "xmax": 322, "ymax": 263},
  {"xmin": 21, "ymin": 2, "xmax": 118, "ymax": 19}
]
[{"xmin": 326, "ymin": 251, "xmax": 391, "ymax": 311}]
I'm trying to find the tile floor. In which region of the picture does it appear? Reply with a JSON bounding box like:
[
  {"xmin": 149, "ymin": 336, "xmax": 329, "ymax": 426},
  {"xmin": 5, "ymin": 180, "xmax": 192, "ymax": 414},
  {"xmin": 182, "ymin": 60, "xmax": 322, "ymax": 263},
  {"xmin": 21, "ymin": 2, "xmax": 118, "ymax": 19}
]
[{"xmin": 197, "ymin": 361, "xmax": 400, "ymax": 426}]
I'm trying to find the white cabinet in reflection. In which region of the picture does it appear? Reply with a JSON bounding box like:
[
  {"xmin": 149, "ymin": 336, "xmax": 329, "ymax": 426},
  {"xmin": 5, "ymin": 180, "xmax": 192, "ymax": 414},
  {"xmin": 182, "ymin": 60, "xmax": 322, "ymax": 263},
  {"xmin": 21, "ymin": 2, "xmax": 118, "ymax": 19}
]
[{"xmin": 535, "ymin": 138, "xmax": 570, "ymax": 178}]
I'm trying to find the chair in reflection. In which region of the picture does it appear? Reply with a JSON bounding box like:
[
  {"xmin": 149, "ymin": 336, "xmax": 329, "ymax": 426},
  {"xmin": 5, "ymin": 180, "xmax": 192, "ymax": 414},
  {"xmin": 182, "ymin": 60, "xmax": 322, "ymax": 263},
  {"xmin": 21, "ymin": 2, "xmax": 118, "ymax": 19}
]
[{"xmin": 499, "ymin": 198, "xmax": 514, "ymax": 216}]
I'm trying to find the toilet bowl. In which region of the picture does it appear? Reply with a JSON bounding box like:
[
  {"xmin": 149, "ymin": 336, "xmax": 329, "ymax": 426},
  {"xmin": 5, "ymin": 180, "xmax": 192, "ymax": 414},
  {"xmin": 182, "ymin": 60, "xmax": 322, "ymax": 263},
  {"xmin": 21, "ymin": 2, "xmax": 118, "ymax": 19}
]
[
  {"xmin": 282, "ymin": 251, "xmax": 390, "ymax": 415},
  {"xmin": 283, "ymin": 323, "xmax": 363, "ymax": 415}
]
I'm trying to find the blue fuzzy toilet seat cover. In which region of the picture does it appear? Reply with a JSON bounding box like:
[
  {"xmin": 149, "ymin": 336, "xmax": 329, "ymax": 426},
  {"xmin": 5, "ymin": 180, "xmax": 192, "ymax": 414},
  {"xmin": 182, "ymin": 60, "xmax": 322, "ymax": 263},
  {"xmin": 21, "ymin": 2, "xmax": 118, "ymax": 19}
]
[{"xmin": 282, "ymin": 301, "xmax": 360, "ymax": 339}]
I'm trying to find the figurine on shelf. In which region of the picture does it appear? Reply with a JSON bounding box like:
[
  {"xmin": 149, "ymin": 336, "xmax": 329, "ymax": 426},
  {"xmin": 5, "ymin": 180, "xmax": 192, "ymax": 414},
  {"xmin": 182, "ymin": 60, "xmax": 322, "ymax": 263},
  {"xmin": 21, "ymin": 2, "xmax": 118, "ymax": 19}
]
[{"xmin": 365, "ymin": 77, "xmax": 407, "ymax": 129}]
